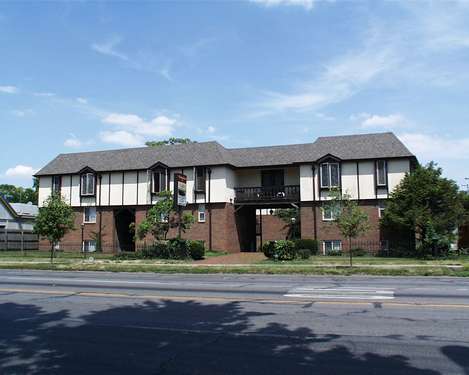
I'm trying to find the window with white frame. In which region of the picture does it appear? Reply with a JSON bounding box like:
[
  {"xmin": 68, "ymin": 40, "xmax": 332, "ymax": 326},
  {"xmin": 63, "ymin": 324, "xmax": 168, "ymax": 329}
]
[
  {"xmin": 198, "ymin": 204, "xmax": 206, "ymax": 223},
  {"xmin": 151, "ymin": 170, "xmax": 167, "ymax": 194},
  {"xmin": 82, "ymin": 240, "xmax": 96, "ymax": 252},
  {"xmin": 378, "ymin": 202, "xmax": 386, "ymax": 218},
  {"xmin": 322, "ymin": 205, "xmax": 338, "ymax": 221},
  {"xmin": 376, "ymin": 160, "xmax": 387, "ymax": 186},
  {"xmin": 52, "ymin": 175, "xmax": 61, "ymax": 194},
  {"xmin": 320, "ymin": 162, "xmax": 340, "ymax": 188},
  {"xmin": 83, "ymin": 206, "xmax": 97, "ymax": 223},
  {"xmin": 80, "ymin": 173, "xmax": 95, "ymax": 196},
  {"xmin": 323, "ymin": 240, "xmax": 342, "ymax": 254},
  {"xmin": 195, "ymin": 167, "xmax": 206, "ymax": 192}
]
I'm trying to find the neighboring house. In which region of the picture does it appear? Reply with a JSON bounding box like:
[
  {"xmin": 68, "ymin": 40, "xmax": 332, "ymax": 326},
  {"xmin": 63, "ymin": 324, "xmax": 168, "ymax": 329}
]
[
  {"xmin": 0, "ymin": 196, "xmax": 38, "ymax": 250},
  {"xmin": 35, "ymin": 132, "xmax": 416, "ymax": 253}
]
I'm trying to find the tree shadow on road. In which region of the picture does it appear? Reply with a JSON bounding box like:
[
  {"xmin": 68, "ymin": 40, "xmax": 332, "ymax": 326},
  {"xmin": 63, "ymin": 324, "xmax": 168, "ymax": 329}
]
[{"xmin": 0, "ymin": 299, "xmax": 462, "ymax": 374}]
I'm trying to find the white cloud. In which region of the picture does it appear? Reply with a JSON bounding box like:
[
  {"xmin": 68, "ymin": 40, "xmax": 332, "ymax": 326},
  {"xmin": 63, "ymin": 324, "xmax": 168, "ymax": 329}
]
[
  {"xmin": 0, "ymin": 85, "xmax": 18, "ymax": 94},
  {"xmin": 76, "ymin": 97, "xmax": 88, "ymax": 104},
  {"xmin": 91, "ymin": 37, "xmax": 128, "ymax": 61},
  {"xmin": 253, "ymin": 37, "xmax": 399, "ymax": 115},
  {"xmin": 33, "ymin": 92, "xmax": 56, "ymax": 97},
  {"xmin": 359, "ymin": 114, "xmax": 408, "ymax": 129},
  {"xmin": 102, "ymin": 113, "xmax": 176, "ymax": 136},
  {"xmin": 5, "ymin": 165, "xmax": 38, "ymax": 178},
  {"xmin": 398, "ymin": 133, "xmax": 469, "ymax": 161},
  {"xmin": 11, "ymin": 109, "xmax": 34, "ymax": 117},
  {"xmin": 250, "ymin": 0, "xmax": 315, "ymax": 10},
  {"xmin": 64, "ymin": 134, "xmax": 83, "ymax": 148},
  {"xmin": 99, "ymin": 130, "xmax": 144, "ymax": 147},
  {"xmin": 207, "ymin": 126, "xmax": 216, "ymax": 134}
]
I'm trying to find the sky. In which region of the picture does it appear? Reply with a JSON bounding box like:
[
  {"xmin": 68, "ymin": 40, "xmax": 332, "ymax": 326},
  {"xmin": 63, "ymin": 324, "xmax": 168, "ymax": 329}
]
[{"xmin": 1, "ymin": 0, "xmax": 468, "ymax": 189}]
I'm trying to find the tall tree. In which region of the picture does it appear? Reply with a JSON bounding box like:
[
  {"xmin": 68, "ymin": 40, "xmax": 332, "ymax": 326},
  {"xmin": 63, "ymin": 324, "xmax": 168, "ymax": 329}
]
[
  {"xmin": 145, "ymin": 137, "xmax": 196, "ymax": 147},
  {"xmin": 136, "ymin": 190, "xmax": 194, "ymax": 241},
  {"xmin": 382, "ymin": 162, "xmax": 465, "ymax": 257},
  {"xmin": 0, "ymin": 181, "xmax": 38, "ymax": 205},
  {"xmin": 34, "ymin": 193, "xmax": 75, "ymax": 263},
  {"xmin": 325, "ymin": 190, "xmax": 370, "ymax": 267}
]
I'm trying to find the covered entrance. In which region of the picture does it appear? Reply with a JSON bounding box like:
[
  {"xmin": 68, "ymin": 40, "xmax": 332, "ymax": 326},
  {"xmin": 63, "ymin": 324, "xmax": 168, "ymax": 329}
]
[{"xmin": 114, "ymin": 208, "xmax": 135, "ymax": 252}]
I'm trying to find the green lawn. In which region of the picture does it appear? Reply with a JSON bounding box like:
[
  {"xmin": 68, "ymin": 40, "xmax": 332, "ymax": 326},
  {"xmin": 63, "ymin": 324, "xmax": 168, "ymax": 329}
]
[{"xmin": 0, "ymin": 250, "xmax": 468, "ymax": 276}]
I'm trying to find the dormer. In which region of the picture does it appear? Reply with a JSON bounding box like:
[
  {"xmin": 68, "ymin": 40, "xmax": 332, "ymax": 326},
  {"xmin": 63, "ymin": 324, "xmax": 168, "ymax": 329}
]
[
  {"xmin": 79, "ymin": 167, "xmax": 96, "ymax": 197},
  {"xmin": 317, "ymin": 154, "xmax": 341, "ymax": 190},
  {"xmin": 149, "ymin": 162, "xmax": 169, "ymax": 194}
]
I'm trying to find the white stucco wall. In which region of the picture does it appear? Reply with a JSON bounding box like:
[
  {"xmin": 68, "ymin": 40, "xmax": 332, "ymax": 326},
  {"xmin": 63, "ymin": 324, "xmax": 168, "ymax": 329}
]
[
  {"xmin": 388, "ymin": 159, "xmax": 410, "ymax": 193},
  {"xmin": 300, "ymin": 164, "xmax": 314, "ymax": 201},
  {"xmin": 358, "ymin": 161, "xmax": 375, "ymax": 199},
  {"xmin": 341, "ymin": 161, "xmax": 359, "ymax": 199},
  {"xmin": 38, "ymin": 176, "xmax": 52, "ymax": 207}
]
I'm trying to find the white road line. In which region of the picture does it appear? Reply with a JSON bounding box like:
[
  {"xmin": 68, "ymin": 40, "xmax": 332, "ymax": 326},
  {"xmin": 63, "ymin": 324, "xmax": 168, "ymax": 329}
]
[{"xmin": 284, "ymin": 286, "xmax": 395, "ymax": 300}]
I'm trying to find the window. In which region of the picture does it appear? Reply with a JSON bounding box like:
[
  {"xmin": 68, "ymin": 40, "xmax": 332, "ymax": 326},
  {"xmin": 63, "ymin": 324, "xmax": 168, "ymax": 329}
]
[
  {"xmin": 152, "ymin": 170, "xmax": 167, "ymax": 194},
  {"xmin": 323, "ymin": 240, "xmax": 342, "ymax": 254},
  {"xmin": 198, "ymin": 204, "xmax": 206, "ymax": 223},
  {"xmin": 52, "ymin": 176, "xmax": 61, "ymax": 194},
  {"xmin": 83, "ymin": 206, "xmax": 97, "ymax": 223},
  {"xmin": 80, "ymin": 173, "xmax": 95, "ymax": 196},
  {"xmin": 322, "ymin": 205, "xmax": 338, "ymax": 221},
  {"xmin": 261, "ymin": 169, "xmax": 284, "ymax": 187},
  {"xmin": 378, "ymin": 202, "xmax": 386, "ymax": 218},
  {"xmin": 82, "ymin": 240, "xmax": 96, "ymax": 252},
  {"xmin": 195, "ymin": 167, "xmax": 206, "ymax": 192},
  {"xmin": 320, "ymin": 163, "xmax": 340, "ymax": 188},
  {"xmin": 160, "ymin": 213, "xmax": 168, "ymax": 223},
  {"xmin": 376, "ymin": 160, "xmax": 387, "ymax": 186}
]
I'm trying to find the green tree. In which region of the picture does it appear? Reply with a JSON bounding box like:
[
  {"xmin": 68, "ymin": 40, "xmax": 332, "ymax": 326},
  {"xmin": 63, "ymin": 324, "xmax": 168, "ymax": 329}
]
[
  {"xmin": 325, "ymin": 190, "xmax": 370, "ymax": 267},
  {"xmin": 382, "ymin": 162, "xmax": 465, "ymax": 257},
  {"xmin": 34, "ymin": 193, "xmax": 75, "ymax": 263},
  {"xmin": 0, "ymin": 181, "xmax": 38, "ymax": 204},
  {"xmin": 145, "ymin": 137, "xmax": 196, "ymax": 147},
  {"xmin": 136, "ymin": 190, "xmax": 194, "ymax": 241}
]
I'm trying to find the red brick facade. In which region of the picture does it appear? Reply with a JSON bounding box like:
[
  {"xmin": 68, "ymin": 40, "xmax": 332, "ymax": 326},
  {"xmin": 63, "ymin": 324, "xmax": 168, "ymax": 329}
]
[{"xmin": 40, "ymin": 200, "xmax": 387, "ymax": 254}]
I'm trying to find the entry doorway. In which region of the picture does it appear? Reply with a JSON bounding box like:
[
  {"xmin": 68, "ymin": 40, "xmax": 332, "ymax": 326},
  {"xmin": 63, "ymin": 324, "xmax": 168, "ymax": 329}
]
[{"xmin": 114, "ymin": 208, "xmax": 135, "ymax": 252}]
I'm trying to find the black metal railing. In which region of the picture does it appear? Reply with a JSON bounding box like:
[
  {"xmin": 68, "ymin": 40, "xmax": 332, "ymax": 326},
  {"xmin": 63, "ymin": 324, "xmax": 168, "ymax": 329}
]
[{"xmin": 234, "ymin": 185, "xmax": 300, "ymax": 203}]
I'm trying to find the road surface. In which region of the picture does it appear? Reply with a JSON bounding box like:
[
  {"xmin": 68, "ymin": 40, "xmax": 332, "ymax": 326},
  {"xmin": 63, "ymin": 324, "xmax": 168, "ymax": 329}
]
[{"xmin": 0, "ymin": 269, "xmax": 468, "ymax": 374}]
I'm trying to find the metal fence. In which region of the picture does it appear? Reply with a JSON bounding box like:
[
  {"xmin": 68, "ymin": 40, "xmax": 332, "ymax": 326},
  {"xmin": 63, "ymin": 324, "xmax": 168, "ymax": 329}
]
[{"xmin": 0, "ymin": 230, "xmax": 38, "ymax": 251}]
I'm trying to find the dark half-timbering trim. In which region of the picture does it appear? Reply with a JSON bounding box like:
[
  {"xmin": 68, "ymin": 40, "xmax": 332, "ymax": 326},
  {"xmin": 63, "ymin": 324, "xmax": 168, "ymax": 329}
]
[
  {"xmin": 69, "ymin": 175, "xmax": 72, "ymax": 205},
  {"xmin": 108, "ymin": 173, "xmax": 111, "ymax": 206},
  {"xmin": 136, "ymin": 171, "xmax": 139, "ymax": 205},
  {"xmin": 121, "ymin": 172, "xmax": 125, "ymax": 206},
  {"xmin": 356, "ymin": 162, "xmax": 360, "ymax": 200}
]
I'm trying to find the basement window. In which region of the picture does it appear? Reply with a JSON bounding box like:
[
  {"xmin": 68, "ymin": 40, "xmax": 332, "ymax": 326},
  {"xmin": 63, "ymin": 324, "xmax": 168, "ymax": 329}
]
[
  {"xmin": 82, "ymin": 240, "xmax": 96, "ymax": 252},
  {"xmin": 323, "ymin": 240, "xmax": 342, "ymax": 254}
]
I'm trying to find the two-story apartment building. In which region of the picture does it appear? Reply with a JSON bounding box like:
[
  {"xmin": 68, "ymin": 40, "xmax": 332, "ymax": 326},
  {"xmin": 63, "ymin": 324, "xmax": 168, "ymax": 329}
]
[{"xmin": 35, "ymin": 132, "xmax": 416, "ymax": 253}]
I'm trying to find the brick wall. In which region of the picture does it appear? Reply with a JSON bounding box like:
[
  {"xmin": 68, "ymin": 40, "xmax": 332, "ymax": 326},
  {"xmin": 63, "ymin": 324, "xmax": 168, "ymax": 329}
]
[{"xmin": 258, "ymin": 214, "xmax": 290, "ymax": 241}]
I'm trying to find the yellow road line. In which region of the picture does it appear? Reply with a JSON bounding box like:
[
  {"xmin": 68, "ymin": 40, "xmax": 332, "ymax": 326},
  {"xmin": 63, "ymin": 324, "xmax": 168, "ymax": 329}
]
[{"xmin": 1, "ymin": 287, "xmax": 469, "ymax": 309}]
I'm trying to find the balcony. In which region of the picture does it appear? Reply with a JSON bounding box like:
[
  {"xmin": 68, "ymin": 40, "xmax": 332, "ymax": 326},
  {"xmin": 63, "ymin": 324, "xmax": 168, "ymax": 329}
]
[{"xmin": 234, "ymin": 185, "xmax": 300, "ymax": 204}]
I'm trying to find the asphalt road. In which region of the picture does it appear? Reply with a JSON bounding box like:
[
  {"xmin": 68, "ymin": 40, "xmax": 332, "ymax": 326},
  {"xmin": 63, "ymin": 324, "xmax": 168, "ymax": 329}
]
[{"xmin": 0, "ymin": 270, "xmax": 468, "ymax": 374}]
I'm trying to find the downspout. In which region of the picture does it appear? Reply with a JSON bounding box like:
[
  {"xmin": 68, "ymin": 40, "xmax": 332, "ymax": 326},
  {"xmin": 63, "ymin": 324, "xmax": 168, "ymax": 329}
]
[
  {"xmin": 312, "ymin": 165, "xmax": 318, "ymax": 240},
  {"xmin": 208, "ymin": 168, "xmax": 212, "ymax": 252},
  {"xmin": 98, "ymin": 174, "xmax": 103, "ymax": 252}
]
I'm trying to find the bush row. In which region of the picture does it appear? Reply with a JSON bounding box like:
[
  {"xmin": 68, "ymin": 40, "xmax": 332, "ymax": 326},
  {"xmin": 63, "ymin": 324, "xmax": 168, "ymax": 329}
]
[
  {"xmin": 113, "ymin": 239, "xmax": 205, "ymax": 261},
  {"xmin": 262, "ymin": 239, "xmax": 319, "ymax": 261}
]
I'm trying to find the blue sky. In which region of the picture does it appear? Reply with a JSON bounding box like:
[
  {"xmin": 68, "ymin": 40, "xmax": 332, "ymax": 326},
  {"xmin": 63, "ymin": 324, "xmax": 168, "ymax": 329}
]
[{"xmin": 1, "ymin": 0, "xmax": 468, "ymax": 188}]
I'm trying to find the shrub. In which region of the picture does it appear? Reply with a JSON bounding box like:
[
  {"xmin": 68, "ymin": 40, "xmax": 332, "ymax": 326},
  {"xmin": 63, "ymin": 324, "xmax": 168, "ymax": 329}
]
[
  {"xmin": 188, "ymin": 240, "xmax": 205, "ymax": 260},
  {"xmin": 351, "ymin": 248, "xmax": 367, "ymax": 257},
  {"xmin": 262, "ymin": 241, "xmax": 276, "ymax": 258},
  {"xmin": 294, "ymin": 239, "xmax": 319, "ymax": 255},
  {"xmin": 296, "ymin": 248, "xmax": 312, "ymax": 260},
  {"xmin": 167, "ymin": 238, "xmax": 190, "ymax": 259},
  {"xmin": 139, "ymin": 242, "xmax": 168, "ymax": 259},
  {"xmin": 263, "ymin": 240, "xmax": 296, "ymax": 261}
]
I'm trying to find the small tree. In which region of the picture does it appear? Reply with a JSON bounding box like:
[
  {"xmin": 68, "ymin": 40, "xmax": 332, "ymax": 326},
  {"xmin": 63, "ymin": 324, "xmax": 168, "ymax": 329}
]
[
  {"xmin": 136, "ymin": 190, "xmax": 194, "ymax": 241},
  {"xmin": 34, "ymin": 193, "xmax": 75, "ymax": 263},
  {"xmin": 382, "ymin": 162, "xmax": 465, "ymax": 257},
  {"xmin": 325, "ymin": 190, "xmax": 370, "ymax": 267}
]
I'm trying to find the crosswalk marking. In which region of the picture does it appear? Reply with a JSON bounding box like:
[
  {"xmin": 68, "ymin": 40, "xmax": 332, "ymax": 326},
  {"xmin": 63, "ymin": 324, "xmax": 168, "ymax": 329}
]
[{"xmin": 284, "ymin": 286, "xmax": 395, "ymax": 300}]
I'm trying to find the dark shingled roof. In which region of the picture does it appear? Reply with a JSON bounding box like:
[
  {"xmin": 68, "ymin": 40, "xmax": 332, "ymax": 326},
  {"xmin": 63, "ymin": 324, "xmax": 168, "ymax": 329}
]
[{"xmin": 35, "ymin": 132, "xmax": 414, "ymax": 176}]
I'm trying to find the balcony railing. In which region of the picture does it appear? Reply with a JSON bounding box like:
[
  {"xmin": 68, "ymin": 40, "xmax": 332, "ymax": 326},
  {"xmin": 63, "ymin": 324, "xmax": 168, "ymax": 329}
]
[{"xmin": 234, "ymin": 185, "xmax": 300, "ymax": 203}]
